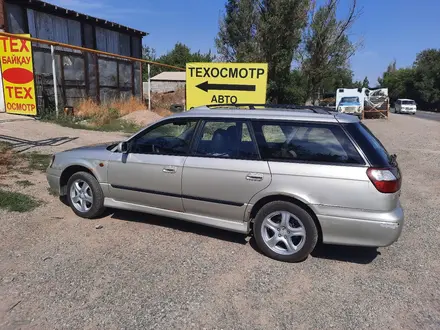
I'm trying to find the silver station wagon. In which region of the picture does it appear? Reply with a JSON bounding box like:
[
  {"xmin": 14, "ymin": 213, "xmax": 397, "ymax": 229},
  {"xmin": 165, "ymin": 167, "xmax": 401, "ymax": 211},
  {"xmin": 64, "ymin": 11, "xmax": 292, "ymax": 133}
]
[{"xmin": 46, "ymin": 105, "xmax": 404, "ymax": 262}]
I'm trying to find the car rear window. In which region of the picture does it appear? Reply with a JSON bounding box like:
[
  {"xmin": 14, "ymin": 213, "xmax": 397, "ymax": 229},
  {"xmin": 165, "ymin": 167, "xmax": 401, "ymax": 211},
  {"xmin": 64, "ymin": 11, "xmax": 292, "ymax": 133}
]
[{"xmin": 343, "ymin": 122, "xmax": 391, "ymax": 167}]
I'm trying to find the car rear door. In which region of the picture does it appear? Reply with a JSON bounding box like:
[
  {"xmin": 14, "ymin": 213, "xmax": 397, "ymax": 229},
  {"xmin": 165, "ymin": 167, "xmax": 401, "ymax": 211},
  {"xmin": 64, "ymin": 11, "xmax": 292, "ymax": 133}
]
[
  {"xmin": 107, "ymin": 118, "xmax": 198, "ymax": 212},
  {"xmin": 181, "ymin": 119, "xmax": 271, "ymax": 222}
]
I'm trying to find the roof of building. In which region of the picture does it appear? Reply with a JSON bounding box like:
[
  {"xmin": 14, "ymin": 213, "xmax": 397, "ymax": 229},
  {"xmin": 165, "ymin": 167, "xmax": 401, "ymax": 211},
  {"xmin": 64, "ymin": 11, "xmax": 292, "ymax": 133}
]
[
  {"xmin": 151, "ymin": 72, "xmax": 186, "ymax": 81},
  {"xmin": 20, "ymin": 0, "xmax": 148, "ymax": 36},
  {"xmin": 169, "ymin": 106, "xmax": 359, "ymax": 124}
]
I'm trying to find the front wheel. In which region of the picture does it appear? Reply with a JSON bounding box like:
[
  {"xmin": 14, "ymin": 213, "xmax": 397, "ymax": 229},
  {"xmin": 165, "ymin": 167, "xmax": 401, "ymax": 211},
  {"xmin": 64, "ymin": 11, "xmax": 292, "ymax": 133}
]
[
  {"xmin": 253, "ymin": 201, "xmax": 318, "ymax": 262},
  {"xmin": 67, "ymin": 172, "xmax": 106, "ymax": 219}
]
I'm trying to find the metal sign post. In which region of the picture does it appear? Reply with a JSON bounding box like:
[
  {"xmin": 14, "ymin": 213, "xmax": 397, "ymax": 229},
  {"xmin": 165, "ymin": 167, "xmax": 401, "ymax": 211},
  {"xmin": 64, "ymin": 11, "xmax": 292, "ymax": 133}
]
[
  {"xmin": 50, "ymin": 45, "xmax": 59, "ymax": 118},
  {"xmin": 148, "ymin": 64, "xmax": 151, "ymax": 111}
]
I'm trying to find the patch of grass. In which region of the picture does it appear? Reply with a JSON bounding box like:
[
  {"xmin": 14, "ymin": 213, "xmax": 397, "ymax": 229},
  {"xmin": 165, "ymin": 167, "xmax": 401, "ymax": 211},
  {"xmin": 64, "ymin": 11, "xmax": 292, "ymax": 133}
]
[
  {"xmin": 21, "ymin": 153, "xmax": 52, "ymax": 172},
  {"xmin": 18, "ymin": 169, "xmax": 33, "ymax": 175},
  {"xmin": 0, "ymin": 189, "xmax": 41, "ymax": 212},
  {"xmin": 0, "ymin": 142, "xmax": 14, "ymax": 174},
  {"xmin": 16, "ymin": 180, "xmax": 35, "ymax": 187},
  {"xmin": 97, "ymin": 119, "xmax": 141, "ymax": 133},
  {"xmin": 0, "ymin": 141, "xmax": 52, "ymax": 174},
  {"xmin": 43, "ymin": 114, "xmax": 141, "ymax": 134},
  {"xmin": 47, "ymin": 187, "xmax": 58, "ymax": 196}
]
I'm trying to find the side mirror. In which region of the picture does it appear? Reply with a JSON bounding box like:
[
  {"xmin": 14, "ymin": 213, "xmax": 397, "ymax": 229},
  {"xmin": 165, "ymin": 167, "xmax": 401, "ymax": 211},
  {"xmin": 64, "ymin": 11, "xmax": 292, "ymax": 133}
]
[{"xmin": 117, "ymin": 142, "xmax": 128, "ymax": 153}]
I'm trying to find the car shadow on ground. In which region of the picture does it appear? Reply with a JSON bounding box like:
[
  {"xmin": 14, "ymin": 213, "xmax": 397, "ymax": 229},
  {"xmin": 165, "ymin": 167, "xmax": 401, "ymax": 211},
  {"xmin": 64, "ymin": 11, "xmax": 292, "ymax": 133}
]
[
  {"xmin": 310, "ymin": 243, "xmax": 380, "ymax": 264},
  {"xmin": 109, "ymin": 209, "xmax": 248, "ymax": 245},
  {"xmin": 248, "ymin": 238, "xmax": 379, "ymax": 264},
  {"xmin": 108, "ymin": 209, "xmax": 380, "ymax": 263}
]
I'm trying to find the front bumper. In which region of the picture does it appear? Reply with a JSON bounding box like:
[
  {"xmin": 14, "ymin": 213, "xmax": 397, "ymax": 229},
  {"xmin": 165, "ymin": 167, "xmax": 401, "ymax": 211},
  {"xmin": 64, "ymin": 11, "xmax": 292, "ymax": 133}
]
[
  {"xmin": 400, "ymin": 109, "xmax": 416, "ymax": 113},
  {"xmin": 317, "ymin": 204, "xmax": 404, "ymax": 247},
  {"xmin": 46, "ymin": 168, "xmax": 62, "ymax": 195},
  {"xmin": 339, "ymin": 110, "xmax": 362, "ymax": 117}
]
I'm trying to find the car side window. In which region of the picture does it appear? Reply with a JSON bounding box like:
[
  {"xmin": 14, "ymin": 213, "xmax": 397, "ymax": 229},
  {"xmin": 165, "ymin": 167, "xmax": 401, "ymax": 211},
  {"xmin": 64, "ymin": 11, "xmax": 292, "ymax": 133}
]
[
  {"xmin": 128, "ymin": 119, "xmax": 198, "ymax": 155},
  {"xmin": 252, "ymin": 121, "xmax": 364, "ymax": 164},
  {"xmin": 195, "ymin": 120, "xmax": 260, "ymax": 159}
]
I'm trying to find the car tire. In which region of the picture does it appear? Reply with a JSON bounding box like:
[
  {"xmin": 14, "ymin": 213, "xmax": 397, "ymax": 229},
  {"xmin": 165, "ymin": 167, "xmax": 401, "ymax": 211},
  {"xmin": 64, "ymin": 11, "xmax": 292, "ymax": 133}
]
[
  {"xmin": 66, "ymin": 171, "xmax": 105, "ymax": 219},
  {"xmin": 253, "ymin": 201, "xmax": 318, "ymax": 262}
]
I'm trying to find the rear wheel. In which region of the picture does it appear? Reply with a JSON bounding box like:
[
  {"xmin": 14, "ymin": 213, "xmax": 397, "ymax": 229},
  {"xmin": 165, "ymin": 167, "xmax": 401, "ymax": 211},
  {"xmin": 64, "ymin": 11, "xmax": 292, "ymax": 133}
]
[
  {"xmin": 253, "ymin": 201, "xmax": 318, "ymax": 262},
  {"xmin": 67, "ymin": 172, "xmax": 105, "ymax": 219}
]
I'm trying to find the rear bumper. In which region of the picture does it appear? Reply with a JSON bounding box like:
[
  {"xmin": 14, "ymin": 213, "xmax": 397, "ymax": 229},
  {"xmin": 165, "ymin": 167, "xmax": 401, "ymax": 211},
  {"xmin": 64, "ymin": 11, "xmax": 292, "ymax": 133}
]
[
  {"xmin": 317, "ymin": 204, "xmax": 404, "ymax": 247},
  {"xmin": 399, "ymin": 109, "xmax": 416, "ymax": 113}
]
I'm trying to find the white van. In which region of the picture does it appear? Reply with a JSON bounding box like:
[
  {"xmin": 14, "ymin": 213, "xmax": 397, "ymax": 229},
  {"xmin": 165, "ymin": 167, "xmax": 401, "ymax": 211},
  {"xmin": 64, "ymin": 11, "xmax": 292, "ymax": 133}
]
[{"xmin": 395, "ymin": 99, "xmax": 417, "ymax": 114}]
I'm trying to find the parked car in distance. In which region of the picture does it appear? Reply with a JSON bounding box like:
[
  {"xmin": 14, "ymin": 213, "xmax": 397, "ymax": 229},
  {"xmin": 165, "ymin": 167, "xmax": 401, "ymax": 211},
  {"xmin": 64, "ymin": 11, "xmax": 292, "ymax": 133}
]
[
  {"xmin": 337, "ymin": 96, "xmax": 363, "ymax": 118},
  {"xmin": 395, "ymin": 99, "xmax": 417, "ymax": 114},
  {"xmin": 46, "ymin": 105, "xmax": 404, "ymax": 262}
]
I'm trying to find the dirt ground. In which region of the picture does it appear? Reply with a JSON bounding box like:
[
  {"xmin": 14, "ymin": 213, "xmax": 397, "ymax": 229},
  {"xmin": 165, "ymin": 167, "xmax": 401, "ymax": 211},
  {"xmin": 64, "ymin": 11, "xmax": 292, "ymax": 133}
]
[{"xmin": 1, "ymin": 112, "xmax": 440, "ymax": 329}]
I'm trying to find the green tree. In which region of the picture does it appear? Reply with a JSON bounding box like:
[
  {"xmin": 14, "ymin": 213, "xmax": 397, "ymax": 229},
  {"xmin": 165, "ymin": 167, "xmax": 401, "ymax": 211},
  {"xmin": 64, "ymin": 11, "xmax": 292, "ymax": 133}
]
[
  {"xmin": 321, "ymin": 67, "xmax": 355, "ymax": 93},
  {"xmin": 362, "ymin": 76, "xmax": 369, "ymax": 88},
  {"xmin": 301, "ymin": 0, "xmax": 361, "ymax": 103},
  {"xmin": 259, "ymin": 0, "xmax": 311, "ymax": 102},
  {"xmin": 142, "ymin": 43, "xmax": 214, "ymax": 81},
  {"xmin": 413, "ymin": 49, "xmax": 440, "ymax": 108},
  {"xmin": 379, "ymin": 68, "xmax": 415, "ymax": 102},
  {"xmin": 216, "ymin": 0, "xmax": 310, "ymax": 103},
  {"xmin": 215, "ymin": 0, "xmax": 260, "ymax": 62}
]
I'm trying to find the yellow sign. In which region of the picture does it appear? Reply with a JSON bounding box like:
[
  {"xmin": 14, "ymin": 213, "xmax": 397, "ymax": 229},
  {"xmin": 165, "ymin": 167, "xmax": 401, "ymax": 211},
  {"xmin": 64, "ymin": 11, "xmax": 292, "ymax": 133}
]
[
  {"xmin": 186, "ymin": 62, "xmax": 268, "ymax": 109},
  {"xmin": 0, "ymin": 34, "xmax": 37, "ymax": 116}
]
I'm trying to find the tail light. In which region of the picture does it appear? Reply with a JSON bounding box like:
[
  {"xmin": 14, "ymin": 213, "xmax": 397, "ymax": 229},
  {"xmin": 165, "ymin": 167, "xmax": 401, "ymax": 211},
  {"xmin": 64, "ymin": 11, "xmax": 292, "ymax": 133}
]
[{"xmin": 367, "ymin": 167, "xmax": 401, "ymax": 193}]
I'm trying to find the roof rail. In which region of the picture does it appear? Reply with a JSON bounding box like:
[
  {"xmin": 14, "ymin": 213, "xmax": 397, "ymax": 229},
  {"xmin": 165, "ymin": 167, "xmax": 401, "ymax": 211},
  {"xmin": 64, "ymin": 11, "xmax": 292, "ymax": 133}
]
[{"xmin": 201, "ymin": 103, "xmax": 336, "ymax": 114}]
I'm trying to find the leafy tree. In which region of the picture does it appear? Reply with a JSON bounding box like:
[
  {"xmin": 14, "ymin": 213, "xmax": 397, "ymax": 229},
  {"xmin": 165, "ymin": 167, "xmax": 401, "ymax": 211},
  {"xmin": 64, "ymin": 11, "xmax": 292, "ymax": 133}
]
[
  {"xmin": 321, "ymin": 67, "xmax": 355, "ymax": 93},
  {"xmin": 362, "ymin": 76, "xmax": 369, "ymax": 88},
  {"xmin": 301, "ymin": 0, "xmax": 361, "ymax": 103},
  {"xmin": 413, "ymin": 49, "xmax": 440, "ymax": 107},
  {"xmin": 142, "ymin": 43, "xmax": 214, "ymax": 80},
  {"xmin": 216, "ymin": 0, "xmax": 310, "ymax": 103},
  {"xmin": 215, "ymin": 0, "xmax": 260, "ymax": 62},
  {"xmin": 379, "ymin": 51, "xmax": 440, "ymax": 109},
  {"xmin": 379, "ymin": 67, "xmax": 415, "ymax": 103},
  {"xmin": 259, "ymin": 0, "xmax": 311, "ymax": 102}
]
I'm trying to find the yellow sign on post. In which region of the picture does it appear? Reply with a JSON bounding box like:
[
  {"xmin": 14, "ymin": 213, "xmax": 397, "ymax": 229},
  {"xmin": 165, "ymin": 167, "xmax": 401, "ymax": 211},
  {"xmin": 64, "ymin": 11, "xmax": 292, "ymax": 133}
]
[
  {"xmin": 186, "ymin": 62, "xmax": 268, "ymax": 109},
  {"xmin": 0, "ymin": 34, "xmax": 37, "ymax": 116}
]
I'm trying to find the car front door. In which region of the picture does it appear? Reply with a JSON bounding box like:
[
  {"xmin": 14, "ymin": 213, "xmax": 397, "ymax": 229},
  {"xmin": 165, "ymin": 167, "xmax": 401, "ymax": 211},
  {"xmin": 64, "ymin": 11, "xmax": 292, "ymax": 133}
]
[
  {"xmin": 107, "ymin": 118, "xmax": 198, "ymax": 212},
  {"xmin": 182, "ymin": 119, "xmax": 271, "ymax": 222}
]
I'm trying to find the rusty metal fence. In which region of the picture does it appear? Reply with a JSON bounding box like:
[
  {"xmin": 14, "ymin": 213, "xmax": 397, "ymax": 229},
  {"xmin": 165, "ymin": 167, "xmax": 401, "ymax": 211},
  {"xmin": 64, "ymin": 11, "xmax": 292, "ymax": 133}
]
[{"xmin": 0, "ymin": 31, "xmax": 185, "ymax": 117}]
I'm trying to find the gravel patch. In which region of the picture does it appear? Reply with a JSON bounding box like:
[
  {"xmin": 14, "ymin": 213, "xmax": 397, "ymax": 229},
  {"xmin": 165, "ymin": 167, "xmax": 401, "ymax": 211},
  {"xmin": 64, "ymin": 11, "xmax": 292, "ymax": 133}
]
[
  {"xmin": 0, "ymin": 113, "xmax": 127, "ymax": 154},
  {"xmin": 1, "ymin": 113, "xmax": 440, "ymax": 329}
]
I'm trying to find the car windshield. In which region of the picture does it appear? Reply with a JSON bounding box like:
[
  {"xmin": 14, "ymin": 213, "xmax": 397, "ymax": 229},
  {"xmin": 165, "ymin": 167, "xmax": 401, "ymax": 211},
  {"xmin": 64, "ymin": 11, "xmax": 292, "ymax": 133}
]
[
  {"xmin": 341, "ymin": 97, "xmax": 359, "ymax": 103},
  {"xmin": 402, "ymin": 100, "xmax": 415, "ymax": 105}
]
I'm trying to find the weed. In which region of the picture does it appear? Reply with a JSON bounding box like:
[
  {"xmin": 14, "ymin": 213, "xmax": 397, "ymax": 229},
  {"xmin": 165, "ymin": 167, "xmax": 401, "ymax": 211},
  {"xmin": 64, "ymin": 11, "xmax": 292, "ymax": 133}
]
[
  {"xmin": 98, "ymin": 119, "xmax": 141, "ymax": 133},
  {"xmin": 0, "ymin": 142, "xmax": 14, "ymax": 174},
  {"xmin": 16, "ymin": 180, "xmax": 35, "ymax": 187},
  {"xmin": 75, "ymin": 97, "xmax": 146, "ymax": 119},
  {"xmin": 22, "ymin": 153, "xmax": 52, "ymax": 172},
  {"xmin": 0, "ymin": 189, "xmax": 41, "ymax": 212},
  {"xmin": 18, "ymin": 169, "xmax": 33, "ymax": 175},
  {"xmin": 43, "ymin": 113, "xmax": 141, "ymax": 134},
  {"xmin": 47, "ymin": 187, "xmax": 58, "ymax": 196}
]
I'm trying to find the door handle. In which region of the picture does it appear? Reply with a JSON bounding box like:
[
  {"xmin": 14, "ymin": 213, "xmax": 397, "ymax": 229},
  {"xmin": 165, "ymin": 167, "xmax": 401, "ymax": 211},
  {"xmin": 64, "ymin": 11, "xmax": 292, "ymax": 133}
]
[
  {"xmin": 163, "ymin": 166, "xmax": 177, "ymax": 174},
  {"xmin": 246, "ymin": 173, "xmax": 264, "ymax": 181}
]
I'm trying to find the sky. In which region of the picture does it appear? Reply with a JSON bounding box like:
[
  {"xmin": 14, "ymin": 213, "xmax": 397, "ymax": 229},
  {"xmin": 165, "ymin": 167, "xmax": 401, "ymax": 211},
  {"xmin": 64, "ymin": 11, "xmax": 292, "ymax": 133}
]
[{"xmin": 49, "ymin": 0, "xmax": 440, "ymax": 85}]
